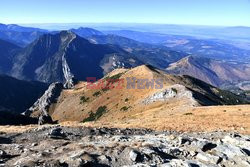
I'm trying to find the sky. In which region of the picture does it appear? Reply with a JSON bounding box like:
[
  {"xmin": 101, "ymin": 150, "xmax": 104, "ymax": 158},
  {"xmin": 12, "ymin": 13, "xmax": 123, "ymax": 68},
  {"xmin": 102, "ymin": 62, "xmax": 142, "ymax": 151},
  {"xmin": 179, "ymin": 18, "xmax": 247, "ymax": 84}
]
[{"xmin": 0, "ymin": 0, "xmax": 250, "ymax": 26}]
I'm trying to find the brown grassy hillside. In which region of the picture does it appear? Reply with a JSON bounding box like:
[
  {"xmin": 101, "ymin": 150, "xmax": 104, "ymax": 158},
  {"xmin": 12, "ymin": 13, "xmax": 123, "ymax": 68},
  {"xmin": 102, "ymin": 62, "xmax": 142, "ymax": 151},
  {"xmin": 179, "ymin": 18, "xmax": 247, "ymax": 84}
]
[{"xmin": 30, "ymin": 65, "xmax": 249, "ymax": 126}]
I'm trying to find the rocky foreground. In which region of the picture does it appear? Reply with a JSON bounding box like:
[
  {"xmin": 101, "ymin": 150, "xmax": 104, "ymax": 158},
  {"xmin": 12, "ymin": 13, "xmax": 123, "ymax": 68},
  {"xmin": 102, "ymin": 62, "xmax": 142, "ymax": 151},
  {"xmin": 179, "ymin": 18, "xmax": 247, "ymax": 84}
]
[{"xmin": 0, "ymin": 126, "xmax": 250, "ymax": 167}]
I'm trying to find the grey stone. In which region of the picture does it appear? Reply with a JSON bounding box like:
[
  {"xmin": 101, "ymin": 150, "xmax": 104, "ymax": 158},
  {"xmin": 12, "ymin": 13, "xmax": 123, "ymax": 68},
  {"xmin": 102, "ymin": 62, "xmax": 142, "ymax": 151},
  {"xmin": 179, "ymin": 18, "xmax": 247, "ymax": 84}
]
[
  {"xmin": 130, "ymin": 150, "xmax": 139, "ymax": 162},
  {"xmin": 215, "ymin": 144, "xmax": 246, "ymax": 159},
  {"xmin": 0, "ymin": 150, "xmax": 6, "ymax": 158},
  {"xmin": 179, "ymin": 136, "xmax": 192, "ymax": 145},
  {"xmin": 31, "ymin": 143, "xmax": 38, "ymax": 147},
  {"xmin": 170, "ymin": 159, "xmax": 198, "ymax": 167},
  {"xmin": 196, "ymin": 152, "xmax": 221, "ymax": 164},
  {"xmin": 38, "ymin": 115, "xmax": 55, "ymax": 125},
  {"xmin": 49, "ymin": 127, "xmax": 66, "ymax": 139},
  {"xmin": 223, "ymin": 135, "xmax": 250, "ymax": 148}
]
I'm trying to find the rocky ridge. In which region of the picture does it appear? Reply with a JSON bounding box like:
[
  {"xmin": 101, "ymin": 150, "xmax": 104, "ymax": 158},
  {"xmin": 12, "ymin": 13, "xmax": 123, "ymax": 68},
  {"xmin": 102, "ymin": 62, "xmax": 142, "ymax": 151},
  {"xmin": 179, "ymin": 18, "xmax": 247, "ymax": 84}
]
[{"xmin": 24, "ymin": 82, "xmax": 63, "ymax": 125}]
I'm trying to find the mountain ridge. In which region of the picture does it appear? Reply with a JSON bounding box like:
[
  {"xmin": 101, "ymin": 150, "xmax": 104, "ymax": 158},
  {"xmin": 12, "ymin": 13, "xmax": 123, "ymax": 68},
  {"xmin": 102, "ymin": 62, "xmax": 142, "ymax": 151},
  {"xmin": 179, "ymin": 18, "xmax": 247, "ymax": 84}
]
[
  {"xmin": 0, "ymin": 23, "xmax": 48, "ymax": 46},
  {"xmin": 166, "ymin": 56, "xmax": 250, "ymax": 87}
]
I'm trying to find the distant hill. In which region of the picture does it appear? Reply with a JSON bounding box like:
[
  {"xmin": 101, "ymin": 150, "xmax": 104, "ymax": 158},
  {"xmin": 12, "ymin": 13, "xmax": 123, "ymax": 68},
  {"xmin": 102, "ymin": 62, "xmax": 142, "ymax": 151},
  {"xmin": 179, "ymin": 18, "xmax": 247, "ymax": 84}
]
[{"xmin": 166, "ymin": 56, "xmax": 250, "ymax": 87}]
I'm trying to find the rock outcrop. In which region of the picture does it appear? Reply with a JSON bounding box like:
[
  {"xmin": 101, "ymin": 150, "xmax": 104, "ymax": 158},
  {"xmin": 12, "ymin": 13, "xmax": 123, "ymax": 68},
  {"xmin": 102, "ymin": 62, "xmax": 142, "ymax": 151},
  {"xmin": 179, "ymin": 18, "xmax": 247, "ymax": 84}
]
[
  {"xmin": 23, "ymin": 82, "xmax": 63, "ymax": 124},
  {"xmin": 143, "ymin": 84, "xmax": 198, "ymax": 106}
]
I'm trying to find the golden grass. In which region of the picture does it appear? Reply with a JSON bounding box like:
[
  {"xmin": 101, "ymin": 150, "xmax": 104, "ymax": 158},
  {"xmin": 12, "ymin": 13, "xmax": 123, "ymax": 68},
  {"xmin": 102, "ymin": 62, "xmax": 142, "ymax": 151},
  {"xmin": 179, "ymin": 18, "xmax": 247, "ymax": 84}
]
[
  {"xmin": 1, "ymin": 105, "xmax": 250, "ymax": 135},
  {"xmin": 83, "ymin": 105, "xmax": 250, "ymax": 135},
  {"xmin": 0, "ymin": 125, "xmax": 38, "ymax": 133}
]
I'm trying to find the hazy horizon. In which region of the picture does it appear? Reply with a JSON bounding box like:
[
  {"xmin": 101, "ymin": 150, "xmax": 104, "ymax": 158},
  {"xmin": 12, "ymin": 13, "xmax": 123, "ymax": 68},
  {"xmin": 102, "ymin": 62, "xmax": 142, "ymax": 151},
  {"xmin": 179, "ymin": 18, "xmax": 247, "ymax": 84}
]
[
  {"xmin": 18, "ymin": 22, "xmax": 250, "ymax": 28},
  {"xmin": 1, "ymin": 0, "xmax": 250, "ymax": 27}
]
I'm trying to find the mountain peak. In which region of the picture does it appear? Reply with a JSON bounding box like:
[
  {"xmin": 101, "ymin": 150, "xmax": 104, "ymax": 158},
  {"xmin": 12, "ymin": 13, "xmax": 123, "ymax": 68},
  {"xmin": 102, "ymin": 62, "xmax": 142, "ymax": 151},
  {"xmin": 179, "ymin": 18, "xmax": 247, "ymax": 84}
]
[
  {"xmin": 58, "ymin": 30, "xmax": 77, "ymax": 42},
  {"xmin": 33, "ymin": 30, "xmax": 78, "ymax": 48},
  {"xmin": 59, "ymin": 30, "xmax": 75, "ymax": 36}
]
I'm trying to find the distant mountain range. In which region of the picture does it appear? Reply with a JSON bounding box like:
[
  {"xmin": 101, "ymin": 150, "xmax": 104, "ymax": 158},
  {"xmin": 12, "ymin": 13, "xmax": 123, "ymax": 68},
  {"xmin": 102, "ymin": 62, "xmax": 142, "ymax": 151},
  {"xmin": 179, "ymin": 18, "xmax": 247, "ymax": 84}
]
[
  {"xmin": 88, "ymin": 34, "xmax": 188, "ymax": 69},
  {"xmin": 0, "ymin": 24, "xmax": 187, "ymax": 85},
  {"xmin": 105, "ymin": 30, "xmax": 250, "ymax": 62},
  {"xmin": 162, "ymin": 38, "xmax": 250, "ymax": 61},
  {"xmin": 100, "ymin": 24, "xmax": 250, "ymax": 41},
  {"xmin": 0, "ymin": 23, "xmax": 48, "ymax": 46},
  {"xmin": 0, "ymin": 23, "xmax": 46, "ymax": 32},
  {"xmin": 25, "ymin": 23, "xmax": 250, "ymax": 41},
  {"xmin": 0, "ymin": 23, "xmax": 106, "ymax": 47}
]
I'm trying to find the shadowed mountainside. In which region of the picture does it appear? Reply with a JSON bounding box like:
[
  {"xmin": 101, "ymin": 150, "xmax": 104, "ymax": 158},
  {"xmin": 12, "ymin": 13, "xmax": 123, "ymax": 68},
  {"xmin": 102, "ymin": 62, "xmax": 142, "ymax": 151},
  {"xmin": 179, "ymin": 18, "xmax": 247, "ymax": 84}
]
[
  {"xmin": 0, "ymin": 75, "xmax": 48, "ymax": 114},
  {"xmin": 0, "ymin": 39, "xmax": 20, "ymax": 73}
]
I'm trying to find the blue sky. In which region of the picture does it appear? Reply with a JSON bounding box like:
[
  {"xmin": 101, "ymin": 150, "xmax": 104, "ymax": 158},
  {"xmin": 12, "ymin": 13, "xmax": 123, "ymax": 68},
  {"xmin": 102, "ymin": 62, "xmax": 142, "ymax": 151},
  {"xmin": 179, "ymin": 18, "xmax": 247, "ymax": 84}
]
[{"xmin": 0, "ymin": 0, "xmax": 250, "ymax": 26}]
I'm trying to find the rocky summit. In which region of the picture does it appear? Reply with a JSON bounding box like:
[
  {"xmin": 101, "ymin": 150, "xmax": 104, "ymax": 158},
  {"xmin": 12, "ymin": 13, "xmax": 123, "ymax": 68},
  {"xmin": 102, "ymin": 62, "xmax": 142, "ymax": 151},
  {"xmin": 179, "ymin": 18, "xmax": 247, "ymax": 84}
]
[{"xmin": 0, "ymin": 126, "xmax": 250, "ymax": 167}]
